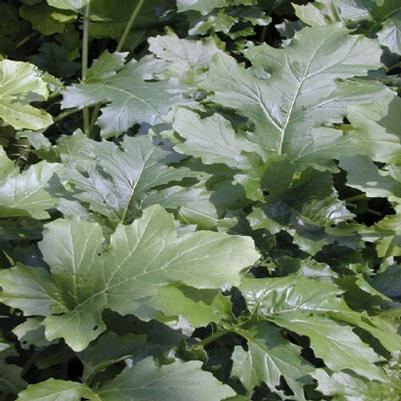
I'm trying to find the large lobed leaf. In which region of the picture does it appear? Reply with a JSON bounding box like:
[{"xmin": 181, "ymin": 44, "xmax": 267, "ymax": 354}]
[
  {"xmin": 17, "ymin": 357, "xmax": 235, "ymax": 401},
  {"xmin": 201, "ymin": 24, "xmax": 386, "ymax": 164},
  {"xmin": 57, "ymin": 132, "xmax": 196, "ymax": 225},
  {"xmin": 62, "ymin": 51, "xmax": 189, "ymax": 138},
  {"xmin": 0, "ymin": 205, "xmax": 259, "ymax": 351}
]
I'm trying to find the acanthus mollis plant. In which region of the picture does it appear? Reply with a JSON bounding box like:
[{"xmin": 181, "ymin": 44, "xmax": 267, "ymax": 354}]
[{"xmin": 0, "ymin": 0, "xmax": 401, "ymax": 400}]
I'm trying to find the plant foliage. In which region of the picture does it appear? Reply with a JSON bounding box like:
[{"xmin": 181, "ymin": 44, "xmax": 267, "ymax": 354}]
[{"xmin": 1, "ymin": 1, "xmax": 401, "ymax": 401}]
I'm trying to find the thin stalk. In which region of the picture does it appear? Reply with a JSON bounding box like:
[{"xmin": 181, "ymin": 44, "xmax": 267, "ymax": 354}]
[
  {"xmin": 47, "ymin": 91, "xmax": 62, "ymax": 101},
  {"xmin": 82, "ymin": 1, "xmax": 91, "ymax": 136},
  {"xmin": 331, "ymin": 1, "xmax": 344, "ymax": 24},
  {"xmin": 54, "ymin": 108, "xmax": 80, "ymax": 123},
  {"xmin": 89, "ymin": 0, "xmax": 146, "ymax": 135},
  {"xmin": 366, "ymin": 208, "xmax": 382, "ymax": 217},
  {"xmin": 88, "ymin": 103, "xmax": 101, "ymax": 135},
  {"xmin": 16, "ymin": 32, "xmax": 38, "ymax": 49},
  {"xmin": 21, "ymin": 351, "xmax": 39, "ymax": 377},
  {"xmin": 196, "ymin": 330, "xmax": 228, "ymax": 348},
  {"xmin": 116, "ymin": 0, "xmax": 145, "ymax": 52},
  {"xmin": 260, "ymin": 25, "xmax": 268, "ymax": 43},
  {"xmin": 384, "ymin": 241, "xmax": 396, "ymax": 260},
  {"xmin": 387, "ymin": 59, "xmax": 401, "ymax": 73},
  {"xmin": 343, "ymin": 194, "xmax": 367, "ymax": 203}
]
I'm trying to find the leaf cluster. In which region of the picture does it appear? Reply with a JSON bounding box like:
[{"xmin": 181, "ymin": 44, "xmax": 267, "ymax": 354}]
[{"xmin": 1, "ymin": 1, "xmax": 401, "ymax": 401}]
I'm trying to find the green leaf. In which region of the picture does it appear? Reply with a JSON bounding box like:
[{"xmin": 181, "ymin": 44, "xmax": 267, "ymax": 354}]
[
  {"xmin": 88, "ymin": 0, "xmax": 175, "ymax": 42},
  {"xmin": 16, "ymin": 379, "xmax": 98, "ymax": 401},
  {"xmin": 293, "ymin": 3, "xmax": 329, "ymax": 27},
  {"xmin": 0, "ymin": 358, "xmax": 27, "ymax": 398},
  {"xmin": 62, "ymin": 52, "xmax": 188, "ymax": 138},
  {"xmin": 29, "ymin": 43, "xmax": 80, "ymax": 79},
  {"xmin": 240, "ymin": 275, "xmax": 401, "ymax": 380},
  {"xmin": 240, "ymin": 274, "xmax": 401, "ymax": 354},
  {"xmin": 233, "ymin": 322, "xmax": 314, "ymax": 400},
  {"xmin": 0, "ymin": 147, "xmax": 59, "ymax": 219},
  {"xmin": 368, "ymin": 206, "xmax": 401, "ymax": 258},
  {"xmin": 79, "ymin": 332, "xmax": 147, "ymax": 382},
  {"xmin": 248, "ymin": 163, "xmax": 354, "ymax": 254},
  {"xmin": 0, "ymin": 60, "xmax": 53, "ymax": 130},
  {"xmin": 173, "ymin": 109, "xmax": 260, "ymax": 168},
  {"xmin": 176, "ymin": 0, "xmax": 226, "ymax": 15},
  {"xmin": 20, "ymin": 2, "xmax": 75, "ymax": 35},
  {"xmin": 148, "ymin": 31, "xmax": 220, "ymax": 87},
  {"xmin": 85, "ymin": 51, "xmax": 127, "ymax": 82},
  {"xmin": 370, "ymin": 264, "xmax": 401, "ymax": 300},
  {"xmin": 143, "ymin": 184, "xmax": 221, "ymax": 229},
  {"xmin": 97, "ymin": 357, "xmax": 235, "ymax": 401},
  {"xmin": 47, "ymin": 0, "xmax": 89, "ymax": 11},
  {"xmin": 273, "ymin": 314, "xmax": 385, "ymax": 381},
  {"xmin": 0, "ymin": 338, "xmax": 10, "ymax": 353},
  {"xmin": 0, "ymin": 205, "xmax": 258, "ymax": 351},
  {"xmin": 150, "ymin": 284, "xmax": 232, "ymax": 328},
  {"xmin": 58, "ymin": 132, "xmax": 195, "ymax": 225},
  {"xmin": 378, "ymin": 16, "xmax": 401, "ymax": 54},
  {"xmin": 12, "ymin": 318, "xmax": 50, "ymax": 349},
  {"xmin": 313, "ymin": 360, "xmax": 401, "ymax": 401},
  {"xmin": 201, "ymin": 25, "xmax": 383, "ymax": 163},
  {"xmin": 346, "ymin": 94, "xmax": 401, "ymax": 165},
  {"xmin": 340, "ymin": 155, "xmax": 401, "ymax": 200}
]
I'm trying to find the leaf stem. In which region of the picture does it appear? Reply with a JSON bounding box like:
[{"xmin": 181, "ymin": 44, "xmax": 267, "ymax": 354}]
[
  {"xmin": 54, "ymin": 108, "xmax": 80, "ymax": 123},
  {"xmin": 21, "ymin": 351, "xmax": 39, "ymax": 377},
  {"xmin": 196, "ymin": 329, "xmax": 228, "ymax": 347},
  {"xmin": 260, "ymin": 26, "xmax": 268, "ymax": 43},
  {"xmin": 384, "ymin": 241, "xmax": 396, "ymax": 259},
  {"xmin": 387, "ymin": 59, "xmax": 401, "ymax": 73},
  {"xmin": 331, "ymin": 1, "xmax": 344, "ymax": 24},
  {"xmin": 116, "ymin": 0, "xmax": 145, "ymax": 52},
  {"xmin": 16, "ymin": 32, "xmax": 38, "ymax": 49},
  {"xmin": 88, "ymin": 0, "xmax": 145, "ymax": 136},
  {"xmin": 343, "ymin": 194, "xmax": 367, "ymax": 202},
  {"xmin": 82, "ymin": 1, "xmax": 91, "ymax": 137}
]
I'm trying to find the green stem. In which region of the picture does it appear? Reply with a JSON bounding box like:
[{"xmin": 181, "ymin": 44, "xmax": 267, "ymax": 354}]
[
  {"xmin": 260, "ymin": 25, "xmax": 268, "ymax": 43},
  {"xmin": 82, "ymin": 1, "xmax": 91, "ymax": 137},
  {"xmin": 16, "ymin": 32, "xmax": 38, "ymax": 49},
  {"xmin": 384, "ymin": 241, "xmax": 396, "ymax": 259},
  {"xmin": 366, "ymin": 208, "xmax": 382, "ymax": 217},
  {"xmin": 21, "ymin": 351, "xmax": 39, "ymax": 377},
  {"xmin": 387, "ymin": 59, "xmax": 401, "ymax": 73},
  {"xmin": 47, "ymin": 91, "xmax": 62, "ymax": 101},
  {"xmin": 343, "ymin": 194, "xmax": 367, "ymax": 203},
  {"xmin": 89, "ymin": 0, "xmax": 145, "ymax": 135},
  {"xmin": 196, "ymin": 330, "xmax": 228, "ymax": 348},
  {"xmin": 54, "ymin": 108, "xmax": 80, "ymax": 123},
  {"xmin": 88, "ymin": 103, "xmax": 101, "ymax": 136},
  {"xmin": 331, "ymin": 1, "xmax": 344, "ymax": 24},
  {"xmin": 116, "ymin": 0, "xmax": 145, "ymax": 52}
]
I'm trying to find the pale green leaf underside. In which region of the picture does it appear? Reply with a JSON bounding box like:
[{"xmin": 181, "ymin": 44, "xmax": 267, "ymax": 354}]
[
  {"xmin": 0, "ymin": 60, "xmax": 53, "ymax": 130},
  {"xmin": 47, "ymin": 0, "xmax": 89, "ymax": 11},
  {"xmin": 0, "ymin": 147, "xmax": 59, "ymax": 219},
  {"xmin": 16, "ymin": 379, "xmax": 97, "ymax": 401}
]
